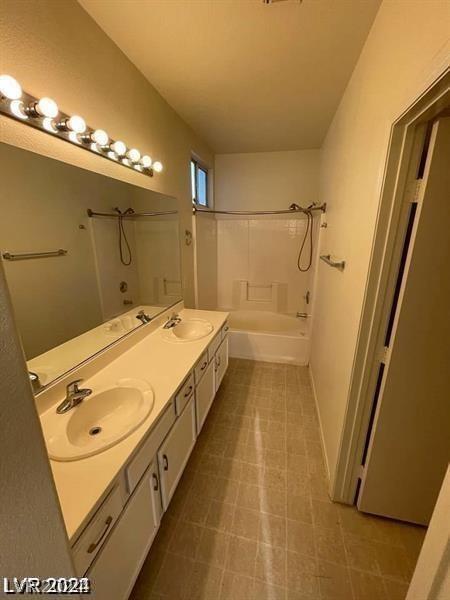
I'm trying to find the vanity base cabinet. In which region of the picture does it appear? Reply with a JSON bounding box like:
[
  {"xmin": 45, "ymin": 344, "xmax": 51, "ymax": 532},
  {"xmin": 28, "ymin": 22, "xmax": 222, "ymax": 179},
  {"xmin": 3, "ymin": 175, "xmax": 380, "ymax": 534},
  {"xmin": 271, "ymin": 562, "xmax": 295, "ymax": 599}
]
[
  {"xmin": 88, "ymin": 462, "xmax": 161, "ymax": 600},
  {"xmin": 195, "ymin": 359, "xmax": 215, "ymax": 434},
  {"xmin": 158, "ymin": 396, "xmax": 196, "ymax": 511}
]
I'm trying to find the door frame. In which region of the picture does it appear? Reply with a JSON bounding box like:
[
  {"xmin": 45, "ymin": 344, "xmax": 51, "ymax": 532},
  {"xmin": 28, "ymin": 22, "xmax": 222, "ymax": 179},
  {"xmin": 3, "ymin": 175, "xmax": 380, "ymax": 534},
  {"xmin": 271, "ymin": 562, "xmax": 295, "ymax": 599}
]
[{"xmin": 332, "ymin": 68, "xmax": 450, "ymax": 504}]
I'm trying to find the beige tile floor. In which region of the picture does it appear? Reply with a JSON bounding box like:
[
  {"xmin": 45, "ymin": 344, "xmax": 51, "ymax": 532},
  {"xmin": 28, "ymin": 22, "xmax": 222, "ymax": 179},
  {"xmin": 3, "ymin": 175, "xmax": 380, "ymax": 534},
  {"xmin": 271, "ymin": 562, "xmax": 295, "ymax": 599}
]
[{"xmin": 130, "ymin": 359, "xmax": 426, "ymax": 600}]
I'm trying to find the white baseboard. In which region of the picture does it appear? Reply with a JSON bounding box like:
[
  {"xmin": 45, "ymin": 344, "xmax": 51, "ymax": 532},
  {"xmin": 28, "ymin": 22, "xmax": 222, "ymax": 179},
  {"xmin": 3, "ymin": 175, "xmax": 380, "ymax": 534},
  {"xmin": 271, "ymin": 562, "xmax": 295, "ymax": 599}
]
[{"xmin": 308, "ymin": 363, "xmax": 331, "ymax": 485}]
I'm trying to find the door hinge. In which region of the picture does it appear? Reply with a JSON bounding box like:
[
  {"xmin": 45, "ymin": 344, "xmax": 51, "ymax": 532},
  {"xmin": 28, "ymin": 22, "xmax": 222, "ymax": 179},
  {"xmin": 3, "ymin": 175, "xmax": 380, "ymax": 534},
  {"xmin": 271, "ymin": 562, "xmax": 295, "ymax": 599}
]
[
  {"xmin": 378, "ymin": 346, "xmax": 390, "ymax": 365},
  {"xmin": 406, "ymin": 179, "xmax": 422, "ymax": 206}
]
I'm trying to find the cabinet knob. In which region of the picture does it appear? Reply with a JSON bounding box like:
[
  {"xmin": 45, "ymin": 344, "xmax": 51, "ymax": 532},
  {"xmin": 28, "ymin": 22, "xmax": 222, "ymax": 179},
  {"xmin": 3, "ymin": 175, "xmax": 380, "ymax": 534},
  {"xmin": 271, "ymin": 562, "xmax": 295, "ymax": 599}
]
[
  {"xmin": 163, "ymin": 454, "xmax": 169, "ymax": 471},
  {"xmin": 184, "ymin": 385, "xmax": 193, "ymax": 398},
  {"xmin": 152, "ymin": 473, "xmax": 159, "ymax": 491},
  {"xmin": 201, "ymin": 361, "xmax": 207, "ymax": 371}
]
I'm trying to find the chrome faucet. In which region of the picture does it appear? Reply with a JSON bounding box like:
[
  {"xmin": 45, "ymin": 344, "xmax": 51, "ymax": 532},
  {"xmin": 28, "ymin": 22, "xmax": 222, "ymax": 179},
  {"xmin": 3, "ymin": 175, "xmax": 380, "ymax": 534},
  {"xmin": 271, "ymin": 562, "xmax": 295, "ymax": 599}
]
[
  {"xmin": 28, "ymin": 371, "xmax": 41, "ymax": 393},
  {"xmin": 136, "ymin": 309, "xmax": 151, "ymax": 324},
  {"xmin": 163, "ymin": 314, "xmax": 182, "ymax": 329},
  {"xmin": 56, "ymin": 379, "xmax": 92, "ymax": 414}
]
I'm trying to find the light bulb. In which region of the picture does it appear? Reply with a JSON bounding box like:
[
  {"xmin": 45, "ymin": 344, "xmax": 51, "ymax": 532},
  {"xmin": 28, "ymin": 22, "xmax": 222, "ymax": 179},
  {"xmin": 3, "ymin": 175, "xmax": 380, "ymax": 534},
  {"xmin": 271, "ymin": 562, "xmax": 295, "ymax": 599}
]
[
  {"xmin": 153, "ymin": 161, "xmax": 163, "ymax": 173},
  {"xmin": 111, "ymin": 140, "xmax": 126, "ymax": 156},
  {"xmin": 69, "ymin": 131, "xmax": 81, "ymax": 144},
  {"xmin": 0, "ymin": 75, "xmax": 22, "ymax": 100},
  {"xmin": 57, "ymin": 114, "xmax": 86, "ymax": 133},
  {"xmin": 10, "ymin": 100, "xmax": 28, "ymax": 119},
  {"xmin": 43, "ymin": 117, "xmax": 58, "ymax": 133},
  {"xmin": 91, "ymin": 129, "xmax": 109, "ymax": 146},
  {"xmin": 67, "ymin": 115, "xmax": 86, "ymax": 133},
  {"xmin": 141, "ymin": 155, "xmax": 152, "ymax": 168},
  {"xmin": 127, "ymin": 148, "xmax": 140, "ymax": 162},
  {"xmin": 29, "ymin": 97, "xmax": 59, "ymax": 118}
]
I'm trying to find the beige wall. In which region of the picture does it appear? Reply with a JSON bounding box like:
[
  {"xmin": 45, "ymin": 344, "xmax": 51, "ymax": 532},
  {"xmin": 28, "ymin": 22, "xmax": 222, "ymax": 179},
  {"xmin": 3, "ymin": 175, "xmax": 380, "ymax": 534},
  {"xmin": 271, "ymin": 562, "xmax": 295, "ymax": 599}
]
[
  {"xmin": 195, "ymin": 213, "xmax": 218, "ymax": 310},
  {"xmin": 215, "ymin": 150, "xmax": 320, "ymax": 211},
  {"xmin": 310, "ymin": 0, "xmax": 450, "ymax": 484},
  {"xmin": 0, "ymin": 265, "xmax": 75, "ymax": 577},
  {"xmin": 0, "ymin": 0, "xmax": 213, "ymax": 307}
]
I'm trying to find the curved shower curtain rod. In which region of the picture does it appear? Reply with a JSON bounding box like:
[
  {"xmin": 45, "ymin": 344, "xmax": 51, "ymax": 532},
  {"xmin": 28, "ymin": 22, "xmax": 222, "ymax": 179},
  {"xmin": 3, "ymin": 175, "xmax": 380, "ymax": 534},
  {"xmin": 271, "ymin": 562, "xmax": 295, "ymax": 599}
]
[
  {"xmin": 192, "ymin": 203, "xmax": 326, "ymax": 216},
  {"xmin": 87, "ymin": 208, "xmax": 178, "ymax": 218}
]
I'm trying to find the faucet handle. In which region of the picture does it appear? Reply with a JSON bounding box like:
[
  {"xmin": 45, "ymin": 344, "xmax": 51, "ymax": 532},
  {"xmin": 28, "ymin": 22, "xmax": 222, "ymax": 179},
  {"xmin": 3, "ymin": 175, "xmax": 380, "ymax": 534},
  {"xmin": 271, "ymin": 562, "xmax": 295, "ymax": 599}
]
[{"xmin": 66, "ymin": 378, "xmax": 83, "ymax": 394}]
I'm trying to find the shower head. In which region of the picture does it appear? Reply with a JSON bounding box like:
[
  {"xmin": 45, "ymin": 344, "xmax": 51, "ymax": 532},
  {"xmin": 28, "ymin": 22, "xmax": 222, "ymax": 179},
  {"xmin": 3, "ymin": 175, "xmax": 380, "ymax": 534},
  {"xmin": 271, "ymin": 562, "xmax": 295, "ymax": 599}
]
[{"xmin": 114, "ymin": 207, "xmax": 135, "ymax": 216}]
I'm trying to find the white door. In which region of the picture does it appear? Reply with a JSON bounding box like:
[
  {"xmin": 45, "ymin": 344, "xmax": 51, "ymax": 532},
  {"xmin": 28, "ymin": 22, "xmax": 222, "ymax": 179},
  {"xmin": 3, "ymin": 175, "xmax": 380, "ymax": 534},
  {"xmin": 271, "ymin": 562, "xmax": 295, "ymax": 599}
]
[
  {"xmin": 358, "ymin": 118, "xmax": 450, "ymax": 525},
  {"xmin": 195, "ymin": 359, "xmax": 215, "ymax": 434},
  {"xmin": 158, "ymin": 396, "xmax": 196, "ymax": 511},
  {"xmin": 88, "ymin": 462, "xmax": 161, "ymax": 600},
  {"xmin": 214, "ymin": 337, "xmax": 229, "ymax": 392}
]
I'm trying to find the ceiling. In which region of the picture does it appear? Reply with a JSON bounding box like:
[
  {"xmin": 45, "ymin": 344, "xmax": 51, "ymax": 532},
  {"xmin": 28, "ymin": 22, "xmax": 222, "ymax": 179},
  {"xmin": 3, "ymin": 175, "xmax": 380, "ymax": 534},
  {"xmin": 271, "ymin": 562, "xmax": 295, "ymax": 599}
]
[{"xmin": 79, "ymin": 0, "xmax": 381, "ymax": 153}]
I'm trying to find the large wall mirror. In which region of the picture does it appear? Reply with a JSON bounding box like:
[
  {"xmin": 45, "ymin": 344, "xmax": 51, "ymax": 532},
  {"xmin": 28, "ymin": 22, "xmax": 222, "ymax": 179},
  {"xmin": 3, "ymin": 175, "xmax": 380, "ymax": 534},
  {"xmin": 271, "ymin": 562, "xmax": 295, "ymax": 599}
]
[{"xmin": 0, "ymin": 142, "xmax": 182, "ymax": 391}]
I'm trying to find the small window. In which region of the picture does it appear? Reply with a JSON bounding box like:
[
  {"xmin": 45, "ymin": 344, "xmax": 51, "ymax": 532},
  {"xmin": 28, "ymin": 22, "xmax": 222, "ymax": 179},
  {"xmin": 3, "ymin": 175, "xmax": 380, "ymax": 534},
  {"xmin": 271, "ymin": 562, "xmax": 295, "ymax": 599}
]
[{"xmin": 191, "ymin": 159, "xmax": 209, "ymax": 207}]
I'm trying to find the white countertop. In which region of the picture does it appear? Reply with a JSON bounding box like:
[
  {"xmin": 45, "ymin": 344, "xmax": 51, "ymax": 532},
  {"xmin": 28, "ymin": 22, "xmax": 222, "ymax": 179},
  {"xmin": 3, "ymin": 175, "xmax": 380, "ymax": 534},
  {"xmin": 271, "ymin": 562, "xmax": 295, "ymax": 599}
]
[{"xmin": 45, "ymin": 308, "xmax": 228, "ymax": 542}]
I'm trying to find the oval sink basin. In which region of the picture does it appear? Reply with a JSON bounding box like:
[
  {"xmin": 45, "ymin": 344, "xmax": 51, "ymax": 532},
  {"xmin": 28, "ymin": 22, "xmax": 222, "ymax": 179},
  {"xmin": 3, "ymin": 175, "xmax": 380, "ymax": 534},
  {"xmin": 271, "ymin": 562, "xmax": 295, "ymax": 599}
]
[
  {"xmin": 41, "ymin": 378, "xmax": 154, "ymax": 461},
  {"xmin": 163, "ymin": 318, "xmax": 214, "ymax": 342}
]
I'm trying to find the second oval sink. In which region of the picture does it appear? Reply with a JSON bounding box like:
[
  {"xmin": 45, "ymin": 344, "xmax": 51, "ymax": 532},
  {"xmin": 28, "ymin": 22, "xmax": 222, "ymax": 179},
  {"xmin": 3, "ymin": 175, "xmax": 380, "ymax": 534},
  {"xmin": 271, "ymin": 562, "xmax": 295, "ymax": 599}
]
[
  {"xmin": 163, "ymin": 318, "xmax": 214, "ymax": 342},
  {"xmin": 41, "ymin": 378, "xmax": 154, "ymax": 461}
]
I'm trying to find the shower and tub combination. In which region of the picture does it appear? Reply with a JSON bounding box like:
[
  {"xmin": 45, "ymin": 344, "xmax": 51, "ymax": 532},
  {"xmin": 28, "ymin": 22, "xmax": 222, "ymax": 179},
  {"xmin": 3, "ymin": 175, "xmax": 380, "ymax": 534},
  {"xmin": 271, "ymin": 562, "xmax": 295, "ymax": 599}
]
[{"xmin": 194, "ymin": 202, "xmax": 326, "ymax": 365}]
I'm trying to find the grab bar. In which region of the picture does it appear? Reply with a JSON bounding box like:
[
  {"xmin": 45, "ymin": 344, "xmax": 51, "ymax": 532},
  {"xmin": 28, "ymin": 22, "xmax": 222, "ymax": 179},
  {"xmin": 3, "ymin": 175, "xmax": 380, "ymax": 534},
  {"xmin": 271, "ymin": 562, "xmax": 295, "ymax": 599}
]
[
  {"xmin": 320, "ymin": 254, "xmax": 345, "ymax": 270},
  {"xmin": 2, "ymin": 249, "xmax": 68, "ymax": 261}
]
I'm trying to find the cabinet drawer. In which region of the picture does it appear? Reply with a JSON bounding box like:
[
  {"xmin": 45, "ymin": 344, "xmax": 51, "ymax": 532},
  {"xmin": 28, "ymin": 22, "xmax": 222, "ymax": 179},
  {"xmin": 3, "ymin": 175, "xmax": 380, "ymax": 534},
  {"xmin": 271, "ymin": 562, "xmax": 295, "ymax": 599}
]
[
  {"xmin": 175, "ymin": 372, "xmax": 194, "ymax": 415},
  {"xmin": 72, "ymin": 485, "xmax": 123, "ymax": 577},
  {"xmin": 194, "ymin": 351, "xmax": 209, "ymax": 385},
  {"xmin": 222, "ymin": 322, "xmax": 230, "ymax": 339},
  {"xmin": 207, "ymin": 332, "xmax": 222, "ymax": 363},
  {"xmin": 126, "ymin": 401, "xmax": 176, "ymax": 494},
  {"xmin": 88, "ymin": 466, "xmax": 160, "ymax": 600}
]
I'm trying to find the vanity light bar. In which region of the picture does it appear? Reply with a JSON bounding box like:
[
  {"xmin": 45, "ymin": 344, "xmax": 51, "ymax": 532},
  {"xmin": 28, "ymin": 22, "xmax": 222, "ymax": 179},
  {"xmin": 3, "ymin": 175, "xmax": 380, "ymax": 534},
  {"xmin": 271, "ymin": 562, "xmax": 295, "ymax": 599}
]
[{"xmin": 0, "ymin": 74, "xmax": 163, "ymax": 178}]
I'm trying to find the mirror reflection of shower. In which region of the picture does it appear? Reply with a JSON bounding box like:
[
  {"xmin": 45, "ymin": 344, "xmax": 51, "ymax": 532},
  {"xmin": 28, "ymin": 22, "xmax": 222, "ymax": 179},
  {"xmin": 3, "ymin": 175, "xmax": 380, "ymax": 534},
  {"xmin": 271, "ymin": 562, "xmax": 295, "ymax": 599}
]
[{"xmin": 114, "ymin": 207, "xmax": 134, "ymax": 266}]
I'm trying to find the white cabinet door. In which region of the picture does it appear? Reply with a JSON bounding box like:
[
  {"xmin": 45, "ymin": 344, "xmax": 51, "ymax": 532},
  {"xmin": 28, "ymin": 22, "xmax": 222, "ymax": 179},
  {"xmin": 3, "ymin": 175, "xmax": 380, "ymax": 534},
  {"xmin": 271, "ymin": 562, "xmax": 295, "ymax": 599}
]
[
  {"xmin": 195, "ymin": 359, "xmax": 215, "ymax": 434},
  {"xmin": 214, "ymin": 337, "xmax": 229, "ymax": 392},
  {"xmin": 158, "ymin": 396, "xmax": 196, "ymax": 511},
  {"xmin": 88, "ymin": 462, "xmax": 161, "ymax": 600}
]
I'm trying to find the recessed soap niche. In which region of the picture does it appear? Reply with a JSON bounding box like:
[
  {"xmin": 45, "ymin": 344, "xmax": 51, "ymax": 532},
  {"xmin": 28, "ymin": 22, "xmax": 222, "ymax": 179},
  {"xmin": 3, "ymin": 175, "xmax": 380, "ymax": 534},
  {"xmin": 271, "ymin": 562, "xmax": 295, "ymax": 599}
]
[{"xmin": 232, "ymin": 280, "xmax": 288, "ymax": 312}]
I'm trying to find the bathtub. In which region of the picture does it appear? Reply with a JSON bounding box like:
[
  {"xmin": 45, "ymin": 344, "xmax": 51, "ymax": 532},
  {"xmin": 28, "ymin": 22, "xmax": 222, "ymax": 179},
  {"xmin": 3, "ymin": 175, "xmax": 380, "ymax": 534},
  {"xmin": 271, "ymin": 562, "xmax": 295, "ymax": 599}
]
[{"xmin": 224, "ymin": 309, "xmax": 309, "ymax": 365}]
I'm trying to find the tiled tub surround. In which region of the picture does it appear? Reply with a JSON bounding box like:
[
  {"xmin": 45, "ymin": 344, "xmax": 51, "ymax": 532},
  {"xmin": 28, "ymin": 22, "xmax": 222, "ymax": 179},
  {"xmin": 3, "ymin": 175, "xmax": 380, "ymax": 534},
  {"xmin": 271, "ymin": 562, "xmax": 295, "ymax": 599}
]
[
  {"xmin": 131, "ymin": 359, "xmax": 425, "ymax": 600},
  {"xmin": 217, "ymin": 217, "xmax": 319, "ymax": 316}
]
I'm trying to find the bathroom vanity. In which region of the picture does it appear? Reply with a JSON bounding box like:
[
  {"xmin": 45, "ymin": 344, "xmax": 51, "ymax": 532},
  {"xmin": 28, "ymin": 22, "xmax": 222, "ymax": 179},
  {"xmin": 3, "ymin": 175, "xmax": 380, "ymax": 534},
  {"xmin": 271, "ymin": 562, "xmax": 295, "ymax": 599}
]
[
  {"xmin": 0, "ymin": 143, "xmax": 230, "ymax": 594},
  {"xmin": 41, "ymin": 307, "xmax": 229, "ymax": 599}
]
